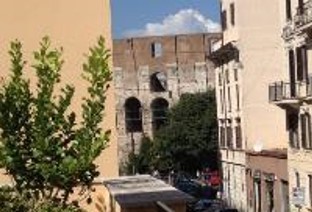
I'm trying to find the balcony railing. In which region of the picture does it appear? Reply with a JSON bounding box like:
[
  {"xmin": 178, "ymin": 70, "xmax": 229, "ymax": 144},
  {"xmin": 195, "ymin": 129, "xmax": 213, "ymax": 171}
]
[
  {"xmin": 294, "ymin": 0, "xmax": 312, "ymax": 28},
  {"xmin": 269, "ymin": 81, "xmax": 312, "ymax": 103}
]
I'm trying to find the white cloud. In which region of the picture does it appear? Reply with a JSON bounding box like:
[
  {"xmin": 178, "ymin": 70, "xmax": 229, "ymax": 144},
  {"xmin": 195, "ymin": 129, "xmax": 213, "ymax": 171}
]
[{"xmin": 123, "ymin": 9, "xmax": 220, "ymax": 38}]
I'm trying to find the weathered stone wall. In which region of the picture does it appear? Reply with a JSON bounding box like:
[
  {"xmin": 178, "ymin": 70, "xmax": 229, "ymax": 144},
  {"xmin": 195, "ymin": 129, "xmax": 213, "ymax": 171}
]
[{"xmin": 113, "ymin": 33, "xmax": 221, "ymax": 173}]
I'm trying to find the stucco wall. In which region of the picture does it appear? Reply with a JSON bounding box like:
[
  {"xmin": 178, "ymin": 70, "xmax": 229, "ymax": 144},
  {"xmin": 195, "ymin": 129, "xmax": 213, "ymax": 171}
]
[
  {"xmin": 0, "ymin": 0, "xmax": 118, "ymax": 182},
  {"xmin": 238, "ymin": 0, "xmax": 288, "ymax": 150},
  {"xmin": 246, "ymin": 153, "xmax": 288, "ymax": 212}
]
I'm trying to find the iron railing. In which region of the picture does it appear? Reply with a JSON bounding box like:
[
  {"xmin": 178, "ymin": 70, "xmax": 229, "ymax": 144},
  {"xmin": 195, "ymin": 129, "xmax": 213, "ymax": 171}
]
[
  {"xmin": 269, "ymin": 78, "xmax": 312, "ymax": 103},
  {"xmin": 269, "ymin": 81, "xmax": 310, "ymax": 102}
]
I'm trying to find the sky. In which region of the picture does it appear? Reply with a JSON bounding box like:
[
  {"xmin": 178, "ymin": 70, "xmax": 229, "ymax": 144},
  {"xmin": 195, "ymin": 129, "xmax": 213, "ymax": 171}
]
[{"xmin": 111, "ymin": 0, "xmax": 220, "ymax": 39}]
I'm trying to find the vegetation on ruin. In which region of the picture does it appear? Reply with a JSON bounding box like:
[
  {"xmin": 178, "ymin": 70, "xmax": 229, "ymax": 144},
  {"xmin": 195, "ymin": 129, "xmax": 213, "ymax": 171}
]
[{"xmin": 127, "ymin": 91, "xmax": 218, "ymax": 176}]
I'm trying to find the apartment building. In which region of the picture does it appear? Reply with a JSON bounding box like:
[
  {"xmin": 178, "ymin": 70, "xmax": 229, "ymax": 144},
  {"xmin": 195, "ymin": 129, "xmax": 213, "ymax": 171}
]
[
  {"xmin": 113, "ymin": 33, "xmax": 221, "ymax": 173},
  {"xmin": 0, "ymin": 0, "xmax": 117, "ymax": 210},
  {"xmin": 269, "ymin": 0, "xmax": 312, "ymax": 211},
  {"xmin": 211, "ymin": 0, "xmax": 289, "ymax": 211}
]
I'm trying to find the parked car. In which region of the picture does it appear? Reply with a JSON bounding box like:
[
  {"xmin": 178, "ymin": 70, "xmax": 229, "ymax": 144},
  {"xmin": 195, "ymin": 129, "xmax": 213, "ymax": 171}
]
[{"xmin": 201, "ymin": 170, "xmax": 221, "ymax": 187}]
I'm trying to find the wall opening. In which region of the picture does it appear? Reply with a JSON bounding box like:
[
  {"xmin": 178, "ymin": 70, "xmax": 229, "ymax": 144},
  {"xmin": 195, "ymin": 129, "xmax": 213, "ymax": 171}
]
[
  {"xmin": 151, "ymin": 98, "xmax": 169, "ymax": 132},
  {"xmin": 125, "ymin": 97, "xmax": 142, "ymax": 132},
  {"xmin": 150, "ymin": 72, "xmax": 167, "ymax": 92}
]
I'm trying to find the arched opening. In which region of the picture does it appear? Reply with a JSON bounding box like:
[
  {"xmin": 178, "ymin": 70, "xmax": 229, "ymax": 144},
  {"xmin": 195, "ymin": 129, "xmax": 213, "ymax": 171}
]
[
  {"xmin": 151, "ymin": 98, "xmax": 169, "ymax": 132},
  {"xmin": 125, "ymin": 97, "xmax": 142, "ymax": 132},
  {"xmin": 150, "ymin": 72, "xmax": 167, "ymax": 92}
]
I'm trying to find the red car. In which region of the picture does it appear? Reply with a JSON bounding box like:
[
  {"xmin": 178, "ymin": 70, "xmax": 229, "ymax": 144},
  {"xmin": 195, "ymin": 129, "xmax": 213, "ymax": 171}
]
[{"xmin": 202, "ymin": 170, "xmax": 221, "ymax": 187}]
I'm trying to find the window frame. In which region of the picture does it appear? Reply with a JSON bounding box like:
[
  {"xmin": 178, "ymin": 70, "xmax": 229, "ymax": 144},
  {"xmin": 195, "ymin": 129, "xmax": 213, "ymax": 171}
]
[{"xmin": 230, "ymin": 3, "xmax": 235, "ymax": 26}]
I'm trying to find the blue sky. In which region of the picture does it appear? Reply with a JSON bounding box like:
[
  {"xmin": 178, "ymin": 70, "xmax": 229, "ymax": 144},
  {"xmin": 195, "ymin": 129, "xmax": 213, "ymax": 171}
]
[{"xmin": 111, "ymin": 0, "xmax": 220, "ymax": 39}]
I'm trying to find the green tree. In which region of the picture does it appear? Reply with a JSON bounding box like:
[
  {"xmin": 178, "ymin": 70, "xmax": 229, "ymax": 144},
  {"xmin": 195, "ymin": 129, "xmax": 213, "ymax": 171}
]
[
  {"xmin": 0, "ymin": 36, "xmax": 111, "ymax": 207},
  {"xmin": 153, "ymin": 90, "xmax": 218, "ymax": 176},
  {"xmin": 125, "ymin": 136, "xmax": 153, "ymax": 175}
]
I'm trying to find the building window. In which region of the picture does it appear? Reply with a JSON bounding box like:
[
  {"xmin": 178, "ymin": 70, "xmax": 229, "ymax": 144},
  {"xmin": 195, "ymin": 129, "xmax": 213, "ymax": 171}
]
[
  {"xmin": 151, "ymin": 98, "xmax": 169, "ymax": 132},
  {"xmin": 226, "ymin": 121, "xmax": 233, "ymax": 148},
  {"xmin": 296, "ymin": 46, "xmax": 308, "ymax": 81},
  {"xmin": 221, "ymin": 10, "xmax": 227, "ymax": 31},
  {"xmin": 218, "ymin": 72, "xmax": 222, "ymax": 86},
  {"xmin": 228, "ymin": 168, "xmax": 231, "ymax": 204},
  {"xmin": 309, "ymin": 175, "xmax": 312, "ymax": 208},
  {"xmin": 151, "ymin": 42, "xmax": 162, "ymax": 58},
  {"xmin": 300, "ymin": 113, "xmax": 312, "ymax": 149},
  {"xmin": 226, "ymin": 69, "xmax": 230, "ymax": 83},
  {"xmin": 298, "ymin": 0, "xmax": 304, "ymax": 15},
  {"xmin": 265, "ymin": 180, "xmax": 274, "ymax": 212},
  {"xmin": 287, "ymin": 111, "xmax": 299, "ymax": 148},
  {"xmin": 235, "ymin": 118, "xmax": 242, "ymax": 149},
  {"xmin": 281, "ymin": 180, "xmax": 289, "ymax": 212},
  {"xmin": 234, "ymin": 69, "xmax": 238, "ymax": 81},
  {"xmin": 220, "ymin": 125, "xmax": 226, "ymax": 147},
  {"xmin": 228, "ymin": 87, "xmax": 232, "ymax": 112},
  {"xmin": 150, "ymin": 72, "xmax": 167, "ymax": 92},
  {"xmin": 125, "ymin": 97, "xmax": 142, "ymax": 132},
  {"xmin": 296, "ymin": 172, "xmax": 300, "ymax": 187},
  {"xmin": 289, "ymin": 49, "xmax": 296, "ymax": 97},
  {"xmin": 230, "ymin": 3, "xmax": 235, "ymax": 26},
  {"xmin": 220, "ymin": 89, "xmax": 224, "ymax": 113},
  {"xmin": 254, "ymin": 177, "xmax": 261, "ymax": 212},
  {"xmin": 286, "ymin": 0, "xmax": 292, "ymax": 21},
  {"xmin": 236, "ymin": 85, "xmax": 240, "ymax": 111}
]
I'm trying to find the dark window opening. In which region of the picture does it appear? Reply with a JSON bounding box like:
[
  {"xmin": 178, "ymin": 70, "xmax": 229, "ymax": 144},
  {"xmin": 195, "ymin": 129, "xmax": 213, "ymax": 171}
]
[
  {"xmin": 289, "ymin": 49, "xmax": 296, "ymax": 97},
  {"xmin": 287, "ymin": 111, "xmax": 299, "ymax": 148},
  {"xmin": 226, "ymin": 123, "xmax": 233, "ymax": 148},
  {"xmin": 230, "ymin": 3, "xmax": 235, "ymax": 26},
  {"xmin": 254, "ymin": 176, "xmax": 262, "ymax": 212},
  {"xmin": 296, "ymin": 172, "xmax": 300, "ymax": 187},
  {"xmin": 235, "ymin": 118, "xmax": 242, "ymax": 149},
  {"xmin": 150, "ymin": 72, "xmax": 167, "ymax": 92},
  {"xmin": 265, "ymin": 180, "xmax": 274, "ymax": 212},
  {"xmin": 220, "ymin": 126, "xmax": 226, "ymax": 147},
  {"xmin": 281, "ymin": 180, "xmax": 289, "ymax": 212},
  {"xmin": 309, "ymin": 175, "xmax": 312, "ymax": 207},
  {"xmin": 125, "ymin": 97, "xmax": 142, "ymax": 132},
  {"xmin": 218, "ymin": 72, "xmax": 222, "ymax": 86},
  {"xmin": 234, "ymin": 69, "xmax": 238, "ymax": 81},
  {"xmin": 298, "ymin": 0, "xmax": 304, "ymax": 15},
  {"xmin": 221, "ymin": 10, "xmax": 227, "ymax": 31},
  {"xmin": 226, "ymin": 69, "xmax": 230, "ymax": 83},
  {"xmin": 151, "ymin": 98, "xmax": 169, "ymax": 132},
  {"xmin": 301, "ymin": 113, "xmax": 312, "ymax": 149},
  {"xmin": 228, "ymin": 87, "xmax": 232, "ymax": 112},
  {"xmin": 220, "ymin": 89, "xmax": 224, "ymax": 113},
  {"xmin": 296, "ymin": 46, "xmax": 308, "ymax": 81},
  {"xmin": 151, "ymin": 42, "xmax": 162, "ymax": 58},
  {"xmin": 286, "ymin": 0, "xmax": 292, "ymax": 20},
  {"xmin": 236, "ymin": 85, "xmax": 240, "ymax": 111}
]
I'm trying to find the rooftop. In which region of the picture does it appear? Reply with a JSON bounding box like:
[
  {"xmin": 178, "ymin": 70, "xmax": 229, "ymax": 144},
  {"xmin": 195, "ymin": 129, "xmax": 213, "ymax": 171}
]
[{"xmin": 103, "ymin": 175, "xmax": 193, "ymax": 207}]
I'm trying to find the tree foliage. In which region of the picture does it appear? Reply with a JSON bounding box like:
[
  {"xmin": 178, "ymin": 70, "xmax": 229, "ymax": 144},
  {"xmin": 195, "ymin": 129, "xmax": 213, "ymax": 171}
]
[
  {"xmin": 0, "ymin": 36, "xmax": 111, "ymax": 206},
  {"xmin": 153, "ymin": 90, "xmax": 218, "ymax": 175},
  {"xmin": 125, "ymin": 136, "xmax": 153, "ymax": 175}
]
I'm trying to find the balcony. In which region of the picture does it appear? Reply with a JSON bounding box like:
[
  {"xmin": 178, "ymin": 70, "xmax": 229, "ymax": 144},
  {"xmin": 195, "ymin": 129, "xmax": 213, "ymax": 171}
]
[
  {"xmin": 268, "ymin": 81, "xmax": 311, "ymax": 108},
  {"xmin": 294, "ymin": 0, "xmax": 312, "ymax": 30}
]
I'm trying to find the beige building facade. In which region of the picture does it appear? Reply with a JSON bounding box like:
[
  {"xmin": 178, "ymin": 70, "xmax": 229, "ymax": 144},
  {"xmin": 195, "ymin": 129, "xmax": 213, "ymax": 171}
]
[
  {"xmin": 212, "ymin": 0, "xmax": 289, "ymax": 211},
  {"xmin": 0, "ymin": 0, "xmax": 118, "ymax": 209},
  {"xmin": 113, "ymin": 33, "xmax": 221, "ymax": 172},
  {"xmin": 270, "ymin": 0, "xmax": 312, "ymax": 211}
]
